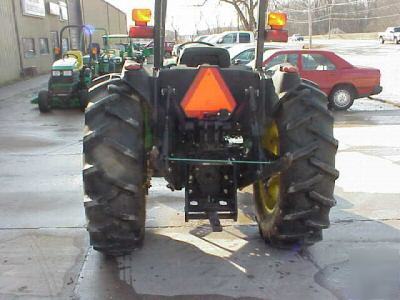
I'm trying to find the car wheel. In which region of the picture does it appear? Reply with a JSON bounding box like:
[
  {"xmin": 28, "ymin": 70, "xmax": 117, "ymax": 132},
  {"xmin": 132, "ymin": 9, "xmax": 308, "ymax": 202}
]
[
  {"xmin": 329, "ymin": 86, "xmax": 355, "ymax": 110},
  {"xmin": 380, "ymin": 37, "xmax": 385, "ymax": 44},
  {"xmin": 394, "ymin": 37, "xmax": 399, "ymax": 44}
]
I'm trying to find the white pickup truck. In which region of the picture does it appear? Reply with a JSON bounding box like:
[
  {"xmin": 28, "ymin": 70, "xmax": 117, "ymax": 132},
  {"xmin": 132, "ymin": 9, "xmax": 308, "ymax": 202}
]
[
  {"xmin": 378, "ymin": 27, "xmax": 400, "ymax": 44},
  {"xmin": 208, "ymin": 31, "xmax": 255, "ymax": 49}
]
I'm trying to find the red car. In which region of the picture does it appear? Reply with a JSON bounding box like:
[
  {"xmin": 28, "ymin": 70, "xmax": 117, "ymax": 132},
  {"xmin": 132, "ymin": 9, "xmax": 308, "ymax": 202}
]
[
  {"xmin": 145, "ymin": 41, "xmax": 175, "ymax": 57},
  {"xmin": 262, "ymin": 49, "xmax": 382, "ymax": 110}
]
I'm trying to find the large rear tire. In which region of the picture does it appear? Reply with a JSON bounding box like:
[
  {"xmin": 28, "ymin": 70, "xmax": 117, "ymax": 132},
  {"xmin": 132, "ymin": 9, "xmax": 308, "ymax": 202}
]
[
  {"xmin": 254, "ymin": 82, "xmax": 339, "ymax": 247},
  {"xmin": 83, "ymin": 85, "xmax": 147, "ymax": 256}
]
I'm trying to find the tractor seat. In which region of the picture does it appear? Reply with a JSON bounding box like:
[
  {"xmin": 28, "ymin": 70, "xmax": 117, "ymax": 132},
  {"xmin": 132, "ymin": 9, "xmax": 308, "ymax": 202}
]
[
  {"xmin": 66, "ymin": 50, "xmax": 83, "ymax": 69},
  {"xmin": 178, "ymin": 47, "xmax": 230, "ymax": 68}
]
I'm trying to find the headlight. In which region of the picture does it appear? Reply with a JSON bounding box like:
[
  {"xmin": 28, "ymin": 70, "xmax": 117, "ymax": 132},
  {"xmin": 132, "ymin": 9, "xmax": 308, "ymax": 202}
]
[
  {"xmin": 52, "ymin": 70, "xmax": 61, "ymax": 76},
  {"xmin": 63, "ymin": 70, "xmax": 73, "ymax": 76}
]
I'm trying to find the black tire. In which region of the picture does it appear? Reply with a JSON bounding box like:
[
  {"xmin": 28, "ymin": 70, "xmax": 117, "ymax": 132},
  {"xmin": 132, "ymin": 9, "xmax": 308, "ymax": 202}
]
[
  {"xmin": 254, "ymin": 82, "xmax": 339, "ymax": 247},
  {"xmin": 38, "ymin": 90, "xmax": 51, "ymax": 113},
  {"xmin": 380, "ymin": 37, "xmax": 385, "ymax": 44},
  {"xmin": 329, "ymin": 85, "xmax": 355, "ymax": 110},
  {"xmin": 83, "ymin": 85, "xmax": 147, "ymax": 256},
  {"xmin": 394, "ymin": 37, "xmax": 399, "ymax": 44},
  {"xmin": 78, "ymin": 89, "xmax": 89, "ymax": 112}
]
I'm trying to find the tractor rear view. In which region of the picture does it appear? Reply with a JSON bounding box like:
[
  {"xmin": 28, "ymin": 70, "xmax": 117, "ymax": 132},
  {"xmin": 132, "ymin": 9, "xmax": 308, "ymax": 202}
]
[{"xmin": 83, "ymin": 1, "xmax": 338, "ymax": 256}]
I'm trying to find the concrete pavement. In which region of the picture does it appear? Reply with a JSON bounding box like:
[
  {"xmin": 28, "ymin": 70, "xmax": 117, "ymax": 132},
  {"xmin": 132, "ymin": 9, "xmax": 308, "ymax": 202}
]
[{"xmin": 0, "ymin": 62, "xmax": 400, "ymax": 299}]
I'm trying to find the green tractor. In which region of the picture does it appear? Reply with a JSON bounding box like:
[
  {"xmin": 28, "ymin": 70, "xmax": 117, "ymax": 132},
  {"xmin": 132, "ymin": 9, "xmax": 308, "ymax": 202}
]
[
  {"xmin": 83, "ymin": 2, "xmax": 338, "ymax": 256},
  {"xmin": 98, "ymin": 34, "xmax": 132, "ymax": 74},
  {"xmin": 35, "ymin": 25, "xmax": 98, "ymax": 113}
]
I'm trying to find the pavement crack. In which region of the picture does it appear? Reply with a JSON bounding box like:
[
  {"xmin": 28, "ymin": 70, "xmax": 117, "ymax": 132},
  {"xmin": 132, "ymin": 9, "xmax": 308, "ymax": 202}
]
[
  {"xmin": 300, "ymin": 249, "xmax": 341, "ymax": 300},
  {"xmin": 0, "ymin": 226, "xmax": 85, "ymax": 230},
  {"xmin": 72, "ymin": 246, "xmax": 92, "ymax": 298},
  {"xmin": 332, "ymin": 218, "xmax": 400, "ymax": 224}
]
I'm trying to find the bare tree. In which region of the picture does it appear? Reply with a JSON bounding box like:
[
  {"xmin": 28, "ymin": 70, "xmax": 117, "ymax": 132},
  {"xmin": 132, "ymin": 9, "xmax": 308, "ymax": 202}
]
[
  {"xmin": 220, "ymin": 0, "xmax": 259, "ymax": 31},
  {"xmin": 198, "ymin": 0, "xmax": 260, "ymax": 31}
]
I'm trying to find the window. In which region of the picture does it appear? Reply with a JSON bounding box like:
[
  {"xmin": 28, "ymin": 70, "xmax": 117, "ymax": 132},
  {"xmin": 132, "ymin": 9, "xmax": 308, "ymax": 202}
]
[
  {"xmin": 265, "ymin": 53, "xmax": 298, "ymax": 70},
  {"xmin": 59, "ymin": 2, "xmax": 68, "ymax": 21},
  {"xmin": 222, "ymin": 33, "xmax": 237, "ymax": 44},
  {"xmin": 39, "ymin": 38, "xmax": 49, "ymax": 54},
  {"xmin": 50, "ymin": 31, "xmax": 59, "ymax": 58},
  {"xmin": 22, "ymin": 38, "xmax": 35, "ymax": 58},
  {"xmin": 394, "ymin": 27, "xmax": 400, "ymax": 33},
  {"xmin": 235, "ymin": 49, "xmax": 255, "ymax": 62},
  {"xmin": 301, "ymin": 54, "xmax": 336, "ymax": 71},
  {"xmin": 62, "ymin": 38, "xmax": 69, "ymax": 52},
  {"xmin": 50, "ymin": 31, "xmax": 59, "ymax": 49},
  {"xmin": 239, "ymin": 33, "xmax": 250, "ymax": 43}
]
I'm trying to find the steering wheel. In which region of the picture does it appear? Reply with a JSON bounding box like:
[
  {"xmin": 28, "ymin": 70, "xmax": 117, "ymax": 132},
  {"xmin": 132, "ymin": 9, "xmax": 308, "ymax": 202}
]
[{"xmin": 63, "ymin": 53, "xmax": 79, "ymax": 60}]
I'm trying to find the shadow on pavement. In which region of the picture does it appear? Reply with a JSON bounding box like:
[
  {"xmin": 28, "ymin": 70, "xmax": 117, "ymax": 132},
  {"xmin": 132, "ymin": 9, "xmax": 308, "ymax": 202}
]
[{"xmin": 76, "ymin": 190, "xmax": 400, "ymax": 300}]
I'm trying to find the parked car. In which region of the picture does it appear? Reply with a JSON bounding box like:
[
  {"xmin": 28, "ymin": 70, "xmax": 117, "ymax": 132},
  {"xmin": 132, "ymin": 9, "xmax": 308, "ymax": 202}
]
[
  {"xmin": 378, "ymin": 27, "xmax": 400, "ymax": 44},
  {"xmin": 254, "ymin": 49, "xmax": 382, "ymax": 110},
  {"xmin": 290, "ymin": 34, "xmax": 304, "ymax": 41},
  {"xmin": 208, "ymin": 31, "xmax": 255, "ymax": 49},
  {"xmin": 144, "ymin": 41, "xmax": 175, "ymax": 57},
  {"xmin": 194, "ymin": 35, "xmax": 210, "ymax": 42},
  {"xmin": 228, "ymin": 43, "xmax": 281, "ymax": 65}
]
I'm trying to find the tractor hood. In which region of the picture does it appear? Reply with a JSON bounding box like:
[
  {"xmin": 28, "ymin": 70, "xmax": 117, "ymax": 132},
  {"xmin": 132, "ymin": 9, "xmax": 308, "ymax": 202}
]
[{"xmin": 52, "ymin": 58, "xmax": 77, "ymax": 70}]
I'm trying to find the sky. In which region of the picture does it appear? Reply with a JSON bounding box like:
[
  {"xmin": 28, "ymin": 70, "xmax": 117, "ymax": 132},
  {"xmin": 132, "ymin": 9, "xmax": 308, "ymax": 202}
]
[{"xmin": 105, "ymin": 0, "xmax": 238, "ymax": 35}]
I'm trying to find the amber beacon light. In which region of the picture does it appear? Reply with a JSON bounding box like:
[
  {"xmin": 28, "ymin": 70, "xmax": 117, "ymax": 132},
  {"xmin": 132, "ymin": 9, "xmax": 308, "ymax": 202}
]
[
  {"xmin": 265, "ymin": 12, "xmax": 288, "ymax": 42},
  {"xmin": 129, "ymin": 8, "xmax": 154, "ymax": 38}
]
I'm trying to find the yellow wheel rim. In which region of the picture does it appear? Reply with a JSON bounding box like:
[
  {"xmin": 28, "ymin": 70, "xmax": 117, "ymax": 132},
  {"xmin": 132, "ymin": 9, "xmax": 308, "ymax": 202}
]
[
  {"xmin": 257, "ymin": 121, "xmax": 281, "ymax": 213},
  {"xmin": 261, "ymin": 121, "xmax": 279, "ymax": 156}
]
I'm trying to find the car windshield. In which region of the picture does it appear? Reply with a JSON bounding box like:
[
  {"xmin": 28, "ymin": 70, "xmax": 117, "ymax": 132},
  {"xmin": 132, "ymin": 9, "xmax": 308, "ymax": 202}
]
[
  {"xmin": 394, "ymin": 27, "xmax": 400, "ymax": 32},
  {"xmin": 195, "ymin": 36, "xmax": 208, "ymax": 42},
  {"xmin": 205, "ymin": 34, "xmax": 222, "ymax": 44},
  {"xmin": 228, "ymin": 45, "xmax": 253, "ymax": 58}
]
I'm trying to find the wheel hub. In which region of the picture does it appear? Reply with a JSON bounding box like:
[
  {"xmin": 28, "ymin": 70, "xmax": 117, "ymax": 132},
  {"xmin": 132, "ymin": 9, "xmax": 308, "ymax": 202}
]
[{"xmin": 333, "ymin": 89, "xmax": 351, "ymax": 107}]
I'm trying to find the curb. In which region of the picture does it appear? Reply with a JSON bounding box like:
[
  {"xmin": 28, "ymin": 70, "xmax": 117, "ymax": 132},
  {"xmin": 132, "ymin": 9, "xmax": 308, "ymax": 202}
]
[{"xmin": 368, "ymin": 97, "xmax": 400, "ymax": 108}]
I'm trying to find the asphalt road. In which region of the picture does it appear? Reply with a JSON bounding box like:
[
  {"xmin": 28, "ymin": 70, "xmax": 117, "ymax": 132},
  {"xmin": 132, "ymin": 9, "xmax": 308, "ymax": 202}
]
[{"xmin": 0, "ymin": 40, "xmax": 400, "ymax": 300}]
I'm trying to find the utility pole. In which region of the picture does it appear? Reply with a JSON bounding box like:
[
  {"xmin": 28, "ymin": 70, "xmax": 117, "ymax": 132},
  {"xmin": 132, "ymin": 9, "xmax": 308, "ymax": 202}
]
[
  {"xmin": 328, "ymin": 5, "xmax": 332, "ymax": 39},
  {"xmin": 308, "ymin": 0, "xmax": 312, "ymax": 48}
]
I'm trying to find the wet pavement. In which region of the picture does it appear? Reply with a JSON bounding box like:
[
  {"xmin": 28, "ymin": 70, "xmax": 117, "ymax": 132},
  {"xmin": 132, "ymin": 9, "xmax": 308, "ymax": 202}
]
[{"xmin": 1, "ymin": 46, "xmax": 400, "ymax": 299}]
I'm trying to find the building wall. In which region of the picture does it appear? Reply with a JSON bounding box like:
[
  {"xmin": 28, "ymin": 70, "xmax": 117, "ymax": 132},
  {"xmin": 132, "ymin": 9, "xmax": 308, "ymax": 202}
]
[
  {"xmin": 0, "ymin": 0, "xmax": 28, "ymax": 84},
  {"xmin": 13, "ymin": 0, "xmax": 70, "ymax": 76},
  {"xmin": 67, "ymin": 0, "xmax": 83, "ymax": 49},
  {"xmin": 81, "ymin": 0, "xmax": 127, "ymax": 42}
]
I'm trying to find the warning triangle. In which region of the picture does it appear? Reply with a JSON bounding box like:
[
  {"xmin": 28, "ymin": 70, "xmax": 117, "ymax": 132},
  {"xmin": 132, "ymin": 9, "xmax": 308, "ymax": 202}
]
[{"xmin": 181, "ymin": 67, "xmax": 236, "ymax": 119}]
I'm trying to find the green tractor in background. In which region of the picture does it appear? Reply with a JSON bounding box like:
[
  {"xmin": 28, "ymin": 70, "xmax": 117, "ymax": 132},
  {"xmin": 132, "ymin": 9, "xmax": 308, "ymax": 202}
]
[
  {"xmin": 34, "ymin": 25, "xmax": 98, "ymax": 113},
  {"xmin": 99, "ymin": 34, "xmax": 129, "ymax": 74},
  {"xmin": 98, "ymin": 34, "xmax": 148, "ymax": 73}
]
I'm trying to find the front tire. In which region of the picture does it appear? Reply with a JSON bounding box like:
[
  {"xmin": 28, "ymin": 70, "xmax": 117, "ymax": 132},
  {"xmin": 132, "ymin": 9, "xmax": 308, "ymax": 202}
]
[
  {"xmin": 380, "ymin": 37, "xmax": 385, "ymax": 44},
  {"xmin": 254, "ymin": 82, "xmax": 338, "ymax": 247},
  {"xmin": 329, "ymin": 85, "xmax": 355, "ymax": 110},
  {"xmin": 83, "ymin": 84, "xmax": 147, "ymax": 256},
  {"xmin": 38, "ymin": 90, "xmax": 51, "ymax": 113},
  {"xmin": 78, "ymin": 89, "xmax": 89, "ymax": 112}
]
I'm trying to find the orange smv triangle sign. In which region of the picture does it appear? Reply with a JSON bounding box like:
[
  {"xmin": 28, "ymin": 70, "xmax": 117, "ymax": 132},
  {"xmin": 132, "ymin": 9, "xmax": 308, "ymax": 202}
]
[{"xmin": 181, "ymin": 67, "xmax": 237, "ymax": 119}]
